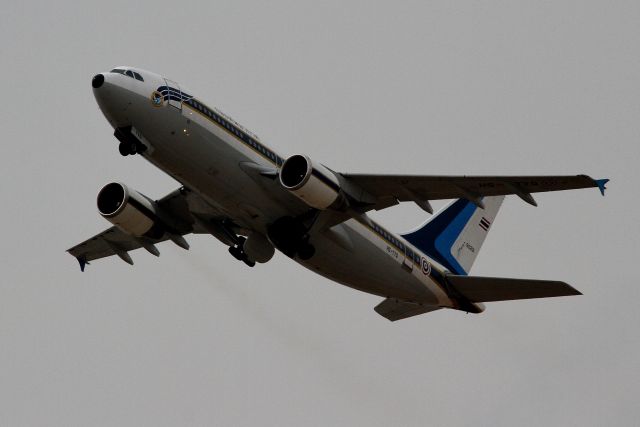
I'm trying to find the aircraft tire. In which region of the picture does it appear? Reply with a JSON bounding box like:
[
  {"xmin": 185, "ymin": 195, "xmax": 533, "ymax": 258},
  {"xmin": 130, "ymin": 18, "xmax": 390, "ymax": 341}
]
[
  {"xmin": 297, "ymin": 243, "xmax": 315, "ymax": 260},
  {"xmin": 118, "ymin": 142, "xmax": 129, "ymax": 156}
]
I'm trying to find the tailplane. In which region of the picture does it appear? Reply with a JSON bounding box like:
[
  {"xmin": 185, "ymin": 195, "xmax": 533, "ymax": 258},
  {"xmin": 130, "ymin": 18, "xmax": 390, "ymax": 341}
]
[
  {"xmin": 446, "ymin": 275, "xmax": 581, "ymax": 302},
  {"xmin": 401, "ymin": 196, "xmax": 504, "ymax": 275},
  {"xmin": 373, "ymin": 276, "xmax": 581, "ymax": 321}
]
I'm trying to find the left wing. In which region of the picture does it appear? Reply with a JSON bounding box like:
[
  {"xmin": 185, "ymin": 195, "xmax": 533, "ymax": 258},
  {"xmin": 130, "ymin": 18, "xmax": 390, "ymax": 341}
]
[
  {"xmin": 68, "ymin": 226, "xmax": 179, "ymax": 269},
  {"xmin": 67, "ymin": 187, "xmax": 237, "ymax": 270},
  {"xmin": 341, "ymin": 173, "xmax": 608, "ymax": 213}
]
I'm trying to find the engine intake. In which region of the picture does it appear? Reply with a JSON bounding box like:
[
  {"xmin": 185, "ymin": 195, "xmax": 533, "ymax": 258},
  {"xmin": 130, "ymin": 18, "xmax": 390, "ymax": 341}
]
[
  {"xmin": 97, "ymin": 182, "xmax": 163, "ymax": 238},
  {"xmin": 279, "ymin": 154, "xmax": 341, "ymax": 210}
]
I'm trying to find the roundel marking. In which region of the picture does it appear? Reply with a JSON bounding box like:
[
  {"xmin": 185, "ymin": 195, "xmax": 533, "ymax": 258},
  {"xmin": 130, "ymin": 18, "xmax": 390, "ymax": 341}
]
[
  {"xmin": 150, "ymin": 91, "xmax": 164, "ymax": 107},
  {"xmin": 421, "ymin": 257, "xmax": 432, "ymax": 276}
]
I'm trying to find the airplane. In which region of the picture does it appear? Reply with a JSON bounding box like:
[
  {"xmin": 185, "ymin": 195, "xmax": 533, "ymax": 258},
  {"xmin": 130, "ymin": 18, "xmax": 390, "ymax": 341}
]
[{"xmin": 68, "ymin": 66, "xmax": 609, "ymax": 321}]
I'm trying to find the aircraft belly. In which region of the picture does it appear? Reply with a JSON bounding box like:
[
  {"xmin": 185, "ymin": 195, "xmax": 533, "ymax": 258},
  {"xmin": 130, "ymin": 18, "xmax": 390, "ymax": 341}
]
[
  {"xmin": 301, "ymin": 221, "xmax": 446, "ymax": 305},
  {"xmin": 124, "ymin": 95, "xmax": 446, "ymax": 306},
  {"xmin": 133, "ymin": 107, "xmax": 447, "ymax": 305}
]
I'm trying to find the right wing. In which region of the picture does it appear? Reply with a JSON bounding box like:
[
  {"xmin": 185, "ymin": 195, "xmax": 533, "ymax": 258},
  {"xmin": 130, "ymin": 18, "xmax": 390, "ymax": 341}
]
[{"xmin": 341, "ymin": 173, "xmax": 608, "ymax": 213}]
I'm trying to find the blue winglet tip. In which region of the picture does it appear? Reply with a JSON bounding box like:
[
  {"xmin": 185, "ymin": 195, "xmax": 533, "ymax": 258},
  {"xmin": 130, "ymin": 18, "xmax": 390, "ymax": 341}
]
[
  {"xmin": 77, "ymin": 257, "xmax": 87, "ymax": 272},
  {"xmin": 595, "ymin": 178, "xmax": 609, "ymax": 196}
]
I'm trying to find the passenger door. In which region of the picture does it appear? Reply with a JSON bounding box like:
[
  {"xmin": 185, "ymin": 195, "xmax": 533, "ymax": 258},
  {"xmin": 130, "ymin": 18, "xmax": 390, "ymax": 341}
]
[
  {"xmin": 164, "ymin": 78, "xmax": 182, "ymax": 110},
  {"xmin": 403, "ymin": 245, "xmax": 414, "ymax": 272}
]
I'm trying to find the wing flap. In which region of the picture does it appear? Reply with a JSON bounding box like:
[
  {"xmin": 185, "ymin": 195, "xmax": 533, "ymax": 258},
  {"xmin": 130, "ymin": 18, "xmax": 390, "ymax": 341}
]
[{"xmin": 446, "ymin": 275, "xmax": 582, "ymax": 303}]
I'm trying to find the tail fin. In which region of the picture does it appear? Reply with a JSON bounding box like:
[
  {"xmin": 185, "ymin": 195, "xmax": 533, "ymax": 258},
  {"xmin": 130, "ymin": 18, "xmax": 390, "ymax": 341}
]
[{"xmin": 401, "ymin": 196, "xmax": 504, "ymax": 275}]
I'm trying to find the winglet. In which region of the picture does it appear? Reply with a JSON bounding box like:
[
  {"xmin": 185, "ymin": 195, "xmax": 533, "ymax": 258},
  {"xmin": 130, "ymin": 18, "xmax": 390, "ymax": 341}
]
[
  {"xmin": 77, "ymin": 257, "xmax": 88, "ymax": 272},
  {"xmin": 596, "ymin": 178, "xmax": 609, "ymax": 196}
]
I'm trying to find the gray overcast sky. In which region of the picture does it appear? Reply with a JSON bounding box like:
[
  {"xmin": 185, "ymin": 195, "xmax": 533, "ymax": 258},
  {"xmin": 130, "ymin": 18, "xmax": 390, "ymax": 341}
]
[{"xmin": 1, "ymin": 1, "xmax": 638, "ymax": 425}]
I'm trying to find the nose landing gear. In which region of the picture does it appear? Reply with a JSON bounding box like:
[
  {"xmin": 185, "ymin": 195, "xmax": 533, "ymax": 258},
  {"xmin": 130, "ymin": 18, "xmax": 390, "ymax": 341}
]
[
  {"xmin": 114, "ymin": 127, "xmax": 147, "ymax": 156},
  {"xmin": 118, "ymin": 141, "xmax": 140, "ymax": 156}
]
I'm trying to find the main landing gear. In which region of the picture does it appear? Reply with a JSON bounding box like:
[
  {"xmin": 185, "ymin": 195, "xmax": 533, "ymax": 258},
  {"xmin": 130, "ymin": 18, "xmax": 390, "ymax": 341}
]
[
  {"xmin": 297, "ymin": 241, "xmax": 316, "ymax": 260},
  {"xmin": 228, "ymin": 236, "xmax": 256, "ymax": 267},
  {"xmin": 267, "ymin": 215, "xmax": 316, "ymax": 261}
]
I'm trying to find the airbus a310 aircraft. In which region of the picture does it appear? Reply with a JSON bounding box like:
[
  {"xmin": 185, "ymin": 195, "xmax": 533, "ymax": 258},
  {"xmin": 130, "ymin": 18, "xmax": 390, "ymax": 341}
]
[{"xmin": 68, "ymin": 67, "xmax": 608, "ymax": 321}]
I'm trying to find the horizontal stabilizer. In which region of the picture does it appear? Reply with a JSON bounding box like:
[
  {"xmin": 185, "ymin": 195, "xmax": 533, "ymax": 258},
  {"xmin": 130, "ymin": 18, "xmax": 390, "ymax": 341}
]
[
  {"xmin": 374, "ymin": 298, "xmax": 440, "ymax": 321},
  {"xmin": 446, "ymin": 275, "xmax": 582, "ymax": 303}
]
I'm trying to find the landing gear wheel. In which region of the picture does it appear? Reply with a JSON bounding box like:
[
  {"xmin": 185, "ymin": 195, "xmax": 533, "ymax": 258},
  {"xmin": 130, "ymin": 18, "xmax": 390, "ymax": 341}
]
[
  {"xmin": 242, "ymin": 258, "xmax": 256, "ymax": 268},
  {"xmin": 118, "ymin": 142, "xmax": 129, "ymax": 156},
  {"xmin": 297, "ymin": 243, "xmax": 315, "ymax": 260},
  {"xmin": 128, "ymin": 142, "xmax": 137, "ymax": 155}
]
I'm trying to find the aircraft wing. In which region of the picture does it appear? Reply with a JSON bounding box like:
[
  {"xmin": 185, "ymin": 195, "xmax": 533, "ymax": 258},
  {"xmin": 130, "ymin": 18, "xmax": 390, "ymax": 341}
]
[
  {"xmin": 68, "ymin": 226, "xmax": 173, "ymax": 268},
  {"xmin": 67, "ymin": 187, "xmax": 235, "ymax": 270},
  {"xmin": 341, "ymin": 173, "xmax": 608, "ymax": 213}
]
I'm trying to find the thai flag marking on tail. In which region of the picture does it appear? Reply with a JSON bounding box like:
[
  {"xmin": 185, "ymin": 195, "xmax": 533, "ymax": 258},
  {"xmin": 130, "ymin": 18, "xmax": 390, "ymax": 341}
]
[{"xmin": 479, "ymin": 217, "xmax": 491, "ymax": 231}]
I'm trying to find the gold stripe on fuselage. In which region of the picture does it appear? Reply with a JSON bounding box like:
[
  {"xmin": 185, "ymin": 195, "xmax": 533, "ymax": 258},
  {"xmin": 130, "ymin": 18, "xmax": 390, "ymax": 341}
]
[{"xmin": 183, "ymin": 101, "xmax": 278, "ymax": 165}]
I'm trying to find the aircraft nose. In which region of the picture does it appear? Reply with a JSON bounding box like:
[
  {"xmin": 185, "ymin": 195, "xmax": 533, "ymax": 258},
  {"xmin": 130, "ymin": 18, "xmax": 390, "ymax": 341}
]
[{"xmin": 92, "ymin": 74, "xmax": 105, "ymax": 89}]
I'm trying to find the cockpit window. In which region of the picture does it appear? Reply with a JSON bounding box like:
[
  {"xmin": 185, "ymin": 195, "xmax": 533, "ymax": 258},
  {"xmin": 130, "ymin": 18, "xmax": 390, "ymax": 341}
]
[{"xmin": 109, "ymin": 68, "xmax": 144, "ymax": 81}]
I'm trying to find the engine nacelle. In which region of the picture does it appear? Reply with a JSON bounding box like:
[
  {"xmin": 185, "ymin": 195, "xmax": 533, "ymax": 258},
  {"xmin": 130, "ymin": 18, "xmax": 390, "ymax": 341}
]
[
  {"xmin": 97, "ymin": 182, "xmax": 164, "ymax": 238},
  {"xmin": 279, "ymin": 154, "xmax": 341, "ymax": 210}
]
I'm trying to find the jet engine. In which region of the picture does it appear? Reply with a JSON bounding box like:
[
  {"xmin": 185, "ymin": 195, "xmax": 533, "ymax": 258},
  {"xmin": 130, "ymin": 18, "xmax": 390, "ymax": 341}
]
[
  {"xmin": 97, "ymin": 182, "xmax": 164, "ymax": 239},
  {"xmin": 279, "ymin": 154, "xmax": 342, "ymax": 210}
]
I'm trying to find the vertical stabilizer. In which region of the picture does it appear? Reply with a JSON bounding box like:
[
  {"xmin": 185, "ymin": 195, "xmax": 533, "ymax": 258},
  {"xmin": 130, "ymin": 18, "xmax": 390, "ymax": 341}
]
[{"xmin": 401, "ymin": 196, "xmax": 504, "ymax": 275}]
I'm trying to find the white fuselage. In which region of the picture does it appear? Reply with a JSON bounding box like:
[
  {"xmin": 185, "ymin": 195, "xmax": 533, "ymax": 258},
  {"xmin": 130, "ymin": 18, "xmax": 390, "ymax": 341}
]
[{"xmin": 93, "ymin": 67, "xmax": 456, "ymax": 308}]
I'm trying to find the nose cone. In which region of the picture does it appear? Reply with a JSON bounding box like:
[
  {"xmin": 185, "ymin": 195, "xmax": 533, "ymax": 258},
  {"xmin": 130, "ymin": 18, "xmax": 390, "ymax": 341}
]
[
  {"xmin": 92, "ymin": 72, "xmax": 130, "ymax": 127},
  {"xmin": 92, "ymin": 74, "xmax": 105, "ymax": 88}
]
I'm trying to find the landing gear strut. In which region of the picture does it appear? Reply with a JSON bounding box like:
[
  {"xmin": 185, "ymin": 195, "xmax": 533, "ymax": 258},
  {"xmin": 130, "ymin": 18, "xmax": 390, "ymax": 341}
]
[{"xmin": 228, "ymin": 236, "xmax": 255, "ymax": 267}]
